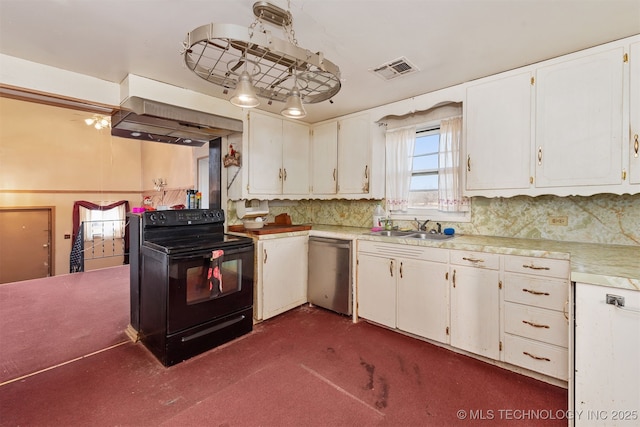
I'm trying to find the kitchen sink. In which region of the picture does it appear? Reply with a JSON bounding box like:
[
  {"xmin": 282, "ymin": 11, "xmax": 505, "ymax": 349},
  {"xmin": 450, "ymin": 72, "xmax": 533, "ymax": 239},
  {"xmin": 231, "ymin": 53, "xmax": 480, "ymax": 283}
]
[
  {"xmin": 367, "ymin": 230, "xmax": 454, "ymax": 240},
  {"xmin": 368, "ymin": 230, "xmax": 416, "ymax": 237},
  {"xmin": 409, "ymin": 232, "xmax": 454, "ymax": 240}
]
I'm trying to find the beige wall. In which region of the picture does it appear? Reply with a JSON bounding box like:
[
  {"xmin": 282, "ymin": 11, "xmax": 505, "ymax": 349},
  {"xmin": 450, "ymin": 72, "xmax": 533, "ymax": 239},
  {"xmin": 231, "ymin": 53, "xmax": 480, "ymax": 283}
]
[{"xmin": 0, "ymin": 97, "xmax": 198, "ymax": 275}]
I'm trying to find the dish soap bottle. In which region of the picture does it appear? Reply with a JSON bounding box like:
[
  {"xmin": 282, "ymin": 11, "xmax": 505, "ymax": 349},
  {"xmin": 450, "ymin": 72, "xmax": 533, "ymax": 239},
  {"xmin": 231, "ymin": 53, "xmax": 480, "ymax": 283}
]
[{"xmin": 373, "ymin": 203, "xmax": 385, "ymax": 228}]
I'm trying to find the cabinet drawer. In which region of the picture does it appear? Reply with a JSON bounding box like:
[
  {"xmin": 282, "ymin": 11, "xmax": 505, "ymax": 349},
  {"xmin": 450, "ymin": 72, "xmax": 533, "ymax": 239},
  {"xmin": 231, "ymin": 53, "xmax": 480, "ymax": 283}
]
[
  {"xmin": 504, "ymin": 303, "xmax": 568, "ymax": 347},
  {"xmin": 450, "ymin": 250, "xmax": 500, "ymax": 270},
  {"xmin": 504, "ymin": 255, "xmax": 570, "ymax": 279},
  {"xmin": 503, "ymin": 334, "xmax": 568, "ymax": 380},
  {"xmin": 358, "ymin": 241, "xmax": 448, "ymax": 263},
  {"xmin": 504, "ymin": 273, "xmax": 568, "ymax": 311}
]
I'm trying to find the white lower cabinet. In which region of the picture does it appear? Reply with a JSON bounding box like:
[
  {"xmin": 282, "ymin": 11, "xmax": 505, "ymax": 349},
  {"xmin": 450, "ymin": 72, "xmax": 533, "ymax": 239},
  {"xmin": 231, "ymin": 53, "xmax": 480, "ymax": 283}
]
[
  {"xmin": 502, "ymin": 255, "xmax": 570, "ymax": 380},
  {"xmin": 357, "ymin": 252, "xmax": 397, "ymax": 328},
  {"xmin": 257, "ymin": 236, "xmax": 308, "ymax": 321},
  {"xmin": 357, "ymin": 240, "xmax": 574, "ymax": 383},
  {"xmin": 357, "ymin": 241, "xmax": 449, "ymax": 341},
  {"xmin": 449, "ymin": 250, "xmax": 501, "ymax": 360},
  {"xmin": 574, "ymin": 283, "xmax": 640, "ymax": 427}
]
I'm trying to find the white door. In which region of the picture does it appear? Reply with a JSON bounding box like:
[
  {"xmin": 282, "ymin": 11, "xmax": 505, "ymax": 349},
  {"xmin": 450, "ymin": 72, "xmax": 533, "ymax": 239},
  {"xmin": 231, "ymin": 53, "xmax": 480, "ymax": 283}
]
[
  {"xmin": 630, "ymin": 41, "xmax": 640, "ymax": 185},
  {"xmin": 357, "ymin": 253, "xmax": 396, "ymax": 328},
  {"xmin": 248, "ymin": 112, "xmax": 283, "ymax": 194},
  {"xmin": 465, "ymin": 72, "xmax": 532, "ymax": 191},
  {"xmin": 535, "ymin": 47, "xmax": 624, "ymax": 188},
  {"xmin": 311, "ymin": 121, "xmax": 338, "ymax": 194},
  {"xmin": 450, "ymin": 266, "xmax": 500, "ymax": 359},
  {"xmin": 261, "ymin": 236, "xmax": 308, "ymax": 320},
  {"xmin": 397, "ymin": 259, "xmax": 449, "ymax": 343},
  {"xmin": 338, "ymin": 114, "xmax": 370, "ymax": 194},
  {"xmin": 282, "ymin": 120, "xmax": 310, "ymax": 195},
  {"xmin": 574, "ymin": 283, "xmax": 640, "ymax": 426}
]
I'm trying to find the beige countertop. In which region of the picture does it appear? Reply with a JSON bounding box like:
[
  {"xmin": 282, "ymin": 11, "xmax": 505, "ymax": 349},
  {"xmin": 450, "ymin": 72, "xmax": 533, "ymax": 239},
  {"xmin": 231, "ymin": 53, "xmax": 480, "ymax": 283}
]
[{"xmin": 229, "ymin": 224, "xmax": 640, "ymax": 291}]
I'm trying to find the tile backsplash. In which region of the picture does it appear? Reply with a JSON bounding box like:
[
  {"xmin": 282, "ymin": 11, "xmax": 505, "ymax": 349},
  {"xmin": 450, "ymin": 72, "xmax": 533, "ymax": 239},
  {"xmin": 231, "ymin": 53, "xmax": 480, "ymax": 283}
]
[{"xmin": 226, "ymin": 193, "xmax": 639, "ymax": 246}]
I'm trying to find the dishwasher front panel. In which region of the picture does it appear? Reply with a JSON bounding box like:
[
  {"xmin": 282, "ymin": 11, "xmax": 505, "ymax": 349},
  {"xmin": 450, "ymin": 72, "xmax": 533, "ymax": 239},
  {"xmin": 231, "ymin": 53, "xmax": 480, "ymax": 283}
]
[{"xmin": 308, "ymin": 237, "xmax": 352, "ymax": 315}]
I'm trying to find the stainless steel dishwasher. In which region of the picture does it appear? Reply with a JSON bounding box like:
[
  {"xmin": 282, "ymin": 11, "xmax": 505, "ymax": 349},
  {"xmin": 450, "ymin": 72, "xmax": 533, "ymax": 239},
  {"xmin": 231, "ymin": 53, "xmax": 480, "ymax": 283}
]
[{"xmin": 308, "ymin": 236, "xmax": 352, "ymax": 315}]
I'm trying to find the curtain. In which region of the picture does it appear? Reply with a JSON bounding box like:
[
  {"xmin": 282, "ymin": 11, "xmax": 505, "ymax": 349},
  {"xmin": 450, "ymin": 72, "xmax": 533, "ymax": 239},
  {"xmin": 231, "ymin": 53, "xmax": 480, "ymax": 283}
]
[
  {"xmin": 385, "ymin": 126, "xmax": 416, "ymax": 212},
  {"xmin": 72, "ymin": 200, "xmax": 130, "ymax": 263},
  {"xmin": 438, "ymin": 116, "xmax": 470, "ymax": 212}
]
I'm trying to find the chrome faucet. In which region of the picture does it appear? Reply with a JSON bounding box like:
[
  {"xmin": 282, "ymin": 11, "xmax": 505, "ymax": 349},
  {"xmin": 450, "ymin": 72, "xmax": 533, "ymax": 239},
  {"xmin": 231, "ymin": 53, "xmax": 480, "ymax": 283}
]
[{"xmin": 415, "ymin": 218, "xmax": 430, "ymax": 231}]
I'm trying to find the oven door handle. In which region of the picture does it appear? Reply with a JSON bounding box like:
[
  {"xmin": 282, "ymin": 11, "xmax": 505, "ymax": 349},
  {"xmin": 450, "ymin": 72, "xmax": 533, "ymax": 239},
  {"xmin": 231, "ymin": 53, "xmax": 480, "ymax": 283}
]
[
  {"xmin": 168, "ymin": 245, "xmax": 254, "ymax": 261},
  {"xmin": 169, "ymin": 252, "xmax": 215, "ymax": 262}
]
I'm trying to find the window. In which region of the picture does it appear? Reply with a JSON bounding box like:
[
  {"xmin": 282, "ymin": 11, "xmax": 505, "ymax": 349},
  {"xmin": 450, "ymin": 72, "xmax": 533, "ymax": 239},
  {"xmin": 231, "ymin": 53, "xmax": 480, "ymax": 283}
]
[
  {"xmin": 390, "ymin": 120, "xmax": 470, "ymax": 222},
  {"xmin": 80, "ymin": 204, "xmax": 126, "ymax": 240},
  {"xmin": 408, "ymin": 127, "xmax": 440, "ymax": 209}
]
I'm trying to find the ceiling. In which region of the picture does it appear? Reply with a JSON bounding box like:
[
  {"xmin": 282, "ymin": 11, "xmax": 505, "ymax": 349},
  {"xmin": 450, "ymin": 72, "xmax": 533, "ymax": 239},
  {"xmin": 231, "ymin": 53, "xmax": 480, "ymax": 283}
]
[{"xmin": 0, "ymin": 0, "xmax": 639, "ymax": 123}]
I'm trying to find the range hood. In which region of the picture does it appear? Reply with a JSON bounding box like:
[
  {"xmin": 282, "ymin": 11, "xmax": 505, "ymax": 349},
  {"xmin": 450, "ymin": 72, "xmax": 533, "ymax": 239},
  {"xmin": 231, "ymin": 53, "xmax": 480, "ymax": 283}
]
[{"xmin": 111, "ymin": 96, "xmax": 243, "ymax": 147}]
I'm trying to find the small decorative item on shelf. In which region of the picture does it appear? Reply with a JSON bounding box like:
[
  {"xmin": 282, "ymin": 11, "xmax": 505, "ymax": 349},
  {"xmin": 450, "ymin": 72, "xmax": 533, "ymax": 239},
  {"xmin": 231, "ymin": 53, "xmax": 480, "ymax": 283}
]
[{"xmin": 224, "ymin": 144, "xmax": 241, "ymax": 167}]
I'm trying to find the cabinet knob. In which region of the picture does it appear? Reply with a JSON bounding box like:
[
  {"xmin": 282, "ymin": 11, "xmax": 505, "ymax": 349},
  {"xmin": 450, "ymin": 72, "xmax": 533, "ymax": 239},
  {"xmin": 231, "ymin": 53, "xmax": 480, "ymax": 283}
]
[{"xmin": 634, "ymin": 134, "xmax": 639, "ymax": 157}]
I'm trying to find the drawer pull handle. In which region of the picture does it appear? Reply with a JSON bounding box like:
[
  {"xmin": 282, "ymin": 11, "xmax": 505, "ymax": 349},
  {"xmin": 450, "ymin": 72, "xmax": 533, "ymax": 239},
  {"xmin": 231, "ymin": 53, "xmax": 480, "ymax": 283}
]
[
  {"xmin": 522, "ymin": 320, "xmax": 550, "ymax": 329},
  {"xmin": 523, "ymin": 351, "xmax": 550, "ymax": 362},
  {"xmin": 462, "ymin": 257, "xmax": 484, "ymax": 263},
  {"xmin": 522, "ymin": 263, "xmax": 550, "ymax": 271},
  {"xmin": 522, "ymin": 288, "xmax": 549, "ymax": 296}
]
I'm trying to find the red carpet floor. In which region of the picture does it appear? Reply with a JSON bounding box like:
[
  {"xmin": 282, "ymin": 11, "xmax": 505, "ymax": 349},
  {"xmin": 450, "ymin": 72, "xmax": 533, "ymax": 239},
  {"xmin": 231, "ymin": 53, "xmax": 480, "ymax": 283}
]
[
  {"xmin": 0, "ymin": 268, "xmax": 567, "ymax": 426},
  {"xmin": 0, "ymin": 265, "xmax": 130, "ymax": 384}
]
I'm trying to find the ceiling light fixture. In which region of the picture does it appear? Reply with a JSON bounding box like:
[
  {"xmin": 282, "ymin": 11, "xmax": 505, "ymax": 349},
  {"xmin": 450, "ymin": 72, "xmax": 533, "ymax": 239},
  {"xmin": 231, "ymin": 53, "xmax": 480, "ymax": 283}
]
[
  {"xmin": 84, "ymin": 115, "xmax": 110, "ymax": 130},
  {"xmin": 280, "ymin": 74, "xmax": 306, "ymax": 118},
  {"xmin": 182, "ymin": 1, "xmax": 340, "ymax": 118}
]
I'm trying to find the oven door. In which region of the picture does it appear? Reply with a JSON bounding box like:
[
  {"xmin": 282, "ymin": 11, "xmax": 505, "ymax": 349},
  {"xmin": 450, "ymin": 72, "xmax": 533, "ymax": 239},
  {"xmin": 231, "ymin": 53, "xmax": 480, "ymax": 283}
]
[{"xmin": 166, "ymin": 243, "xmax": 254, "ymax": 334}]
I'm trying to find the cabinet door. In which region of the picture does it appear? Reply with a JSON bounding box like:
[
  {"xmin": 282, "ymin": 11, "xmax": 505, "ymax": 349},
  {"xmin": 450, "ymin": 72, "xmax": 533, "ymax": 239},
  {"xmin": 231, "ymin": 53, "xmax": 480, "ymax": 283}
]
[
  {"xmin": 450, "ymin": 266, "xmax": 500, "ymax": 360},
  {"xmin": 311, "ymin": 121, "xmax": 338, "ymax": 194},
  {"xmin": 338, "ymin": 114, "xmax": 370, "ymax": 194},
  {"xmin": 630, "ymin": 42, "xmax": 640, "ymax": 185},
  {"xmin": 535, "ymin": 47, "xmax": 624, "ymax": 188},
  {"xmin": 397, "ymin": 259, "xmax": 449, "ymax": 343},
  {"xmin": 357, "ymin": 253, "xmax": 396, "ymax": 328},
  {"xmin": 282, "ymin": 120, "xmax": 310, "ymax": 195},
  {"xmin": 465, "ymin": 72, "xmax": 532, "ymax": 191},
  {"xmin": 248, "ymin": 112, "xmax": 283, "ymax": 194},
  {"xmin": 261, "ymin": 236, "xmax": 308, "ymax": 320},
  {"xmin": 574, "ymin": 283, "xmax": 640, "ymax": 425}
]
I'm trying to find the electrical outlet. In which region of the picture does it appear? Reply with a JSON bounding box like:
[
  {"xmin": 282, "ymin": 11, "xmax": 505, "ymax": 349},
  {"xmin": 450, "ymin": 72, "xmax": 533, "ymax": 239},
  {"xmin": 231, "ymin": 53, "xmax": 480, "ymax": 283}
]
[{"xmin": 548, "ymin": 215, "xmax": 568, "ymax": 226}]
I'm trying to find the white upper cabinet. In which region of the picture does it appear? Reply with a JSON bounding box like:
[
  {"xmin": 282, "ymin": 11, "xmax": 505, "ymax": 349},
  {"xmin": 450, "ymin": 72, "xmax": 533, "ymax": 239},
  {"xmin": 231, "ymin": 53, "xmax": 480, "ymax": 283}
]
[
  {"xmin": 282, "ymin": 120, "xmax": 310, "ymax": 195},
  {"xmin": 311, "ymin": 121, "xmax": 338, "ymax": 194},
  {"xmin": 337, "ymin": 113, "xmax": 371, "ymax": 194},
  {"xmin": 630, "ymin": 41, "xmax": 640, "ymax": 185},
  {"xmin": 245, "ymin": 111, "xmax": 310, "ymax": 198},
  {"xmin": 465, "ymin": 71, "xmax": 533, "ymax": 194},
  {"xmin": 310, "ymin": 112, "xmax": 375, "ymax": 198},
  {"xmin": 248, "ymin": 111, "xmax": 284, "ymax": 195},
  {"xmin": 462, "ymin": 35, "xmax": 639, "ymax": 197},
  {"xmin": 534, "ymin": 47, "xmax": 624, "ymax": 189}
]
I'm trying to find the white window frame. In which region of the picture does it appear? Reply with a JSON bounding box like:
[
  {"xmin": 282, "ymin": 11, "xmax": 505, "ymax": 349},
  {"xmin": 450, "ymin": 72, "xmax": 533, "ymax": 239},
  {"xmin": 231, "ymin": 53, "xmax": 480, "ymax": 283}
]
[{"xmin": 390, "ymin": 119, "xmax": 471, "ymax": 223}]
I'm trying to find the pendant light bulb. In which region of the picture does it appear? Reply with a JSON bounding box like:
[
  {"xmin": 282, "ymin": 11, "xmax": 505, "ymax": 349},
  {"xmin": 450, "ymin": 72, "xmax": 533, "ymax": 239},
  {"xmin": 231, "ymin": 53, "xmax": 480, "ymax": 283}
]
[
  {"xmin": 230, "ymin": 70, "xmax": 260, "ymax": 108},
  {"xmin": 281, "ymin": 86, "xmax": 306, "ymax": 119}
]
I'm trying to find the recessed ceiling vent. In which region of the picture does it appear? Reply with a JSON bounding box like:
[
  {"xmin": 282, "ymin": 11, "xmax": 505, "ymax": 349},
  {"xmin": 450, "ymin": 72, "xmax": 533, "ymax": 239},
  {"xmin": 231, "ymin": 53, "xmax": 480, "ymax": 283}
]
[{"xmin": 370, "ymin": 57, "xmax": 419, "ymax": 80}]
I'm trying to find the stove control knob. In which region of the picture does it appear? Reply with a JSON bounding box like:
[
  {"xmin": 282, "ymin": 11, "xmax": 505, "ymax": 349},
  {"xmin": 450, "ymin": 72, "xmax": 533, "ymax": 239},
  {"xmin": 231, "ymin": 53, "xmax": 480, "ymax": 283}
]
[
  {"xmin": 158, "ymin": 213, "xmax": 167, "ymax": 221},
  {"xmin": 149, "ymin": 213, "xmax": 157, "ymax": 222}
]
